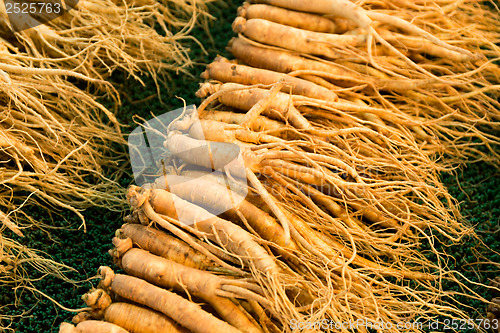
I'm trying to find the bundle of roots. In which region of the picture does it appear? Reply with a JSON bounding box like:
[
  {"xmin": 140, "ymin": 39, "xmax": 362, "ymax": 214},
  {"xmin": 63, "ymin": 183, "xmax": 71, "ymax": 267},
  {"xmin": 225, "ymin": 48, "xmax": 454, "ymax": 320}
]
[
  {"xmin": 0, "ymin": 0, "xmax": 214, "ymax": 86},
  {"xmin": 0, "ymin": 0, "xmax": 215, "ymax": 229},
  {"xmin": 0, "ymin": 40, "xmax": 125, "ymax": 330},
  {"xmin": 1, "ymin": 0, "xmax": 213, "ymax": 329}
]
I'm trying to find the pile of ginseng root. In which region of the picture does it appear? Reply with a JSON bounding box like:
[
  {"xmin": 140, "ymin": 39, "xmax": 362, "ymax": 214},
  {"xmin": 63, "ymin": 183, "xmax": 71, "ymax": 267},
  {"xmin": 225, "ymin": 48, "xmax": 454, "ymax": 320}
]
[
  {"xmin": 58, "ymin": 1, "xmax": 500, "ymax": 333},
  {"xmin": 0, "ymin": 0, "xmax": 213, "ymax": 330}
]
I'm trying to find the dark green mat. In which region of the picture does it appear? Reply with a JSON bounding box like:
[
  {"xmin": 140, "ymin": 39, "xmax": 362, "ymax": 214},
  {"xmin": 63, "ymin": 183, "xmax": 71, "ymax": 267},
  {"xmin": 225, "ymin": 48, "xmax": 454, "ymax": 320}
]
[{"xmin": 1, "ymin": 1, "xmax": 498, "ymax": 332}]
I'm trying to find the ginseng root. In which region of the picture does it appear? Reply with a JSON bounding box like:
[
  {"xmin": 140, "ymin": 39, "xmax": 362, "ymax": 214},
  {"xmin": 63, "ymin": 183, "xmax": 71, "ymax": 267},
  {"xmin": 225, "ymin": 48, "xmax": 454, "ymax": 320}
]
[
  {"xmin": 112, "ymin": 247, "xmax": 264, "ymax": 333},
  {"xmin": 196, "ymin": 82, "xmax": 312, "ymax": 130},
  {"xmin": 117, "ymin": 223, "xmax": 226, "ymax": 273},
  {"xmin": 102, "ymin": 302, "xmax": 189, "ymax": 333},
  {"xmin": 97, "ymin": 267, "xmax": 243, "ymax": 333},
  {"xmin": 200, "ymin": 57, "xmax": 338, "ymax": 102},
  {"xmin": 237, "ymin": 3, "xmax": 339, "ymax": 33},
  {"xmin": 59, "ymin": 321, "xmax": 128, "ymax": 333},
  {"xmin": 126, "ymin": 186, "xmax": 281, "ymax": 276},
  {"xmin": 80, "ymin": 290, "xmax": 190, "ymax": 333}
]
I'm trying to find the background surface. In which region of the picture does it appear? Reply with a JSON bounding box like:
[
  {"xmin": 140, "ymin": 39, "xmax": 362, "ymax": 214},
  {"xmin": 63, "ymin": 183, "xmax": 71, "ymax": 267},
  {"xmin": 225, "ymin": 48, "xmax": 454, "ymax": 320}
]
[{"xmin": 1, "ymin": 1, "xmax": 498, "ymax": 331}]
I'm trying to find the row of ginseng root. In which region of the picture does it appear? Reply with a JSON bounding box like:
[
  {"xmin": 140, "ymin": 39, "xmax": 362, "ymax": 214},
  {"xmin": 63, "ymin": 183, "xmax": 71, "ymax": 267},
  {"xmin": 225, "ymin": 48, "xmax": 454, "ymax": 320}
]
[
  {"xmin": 223, "ymin": 1, "xmax": 500, "ymax": 165},
  {"xmin": 58, "ymin": 93, "xmax": 478, "ymax": 333},
  {"xmin": 57, "ymin": 1, "xmax": 498, "ymax": 332}
]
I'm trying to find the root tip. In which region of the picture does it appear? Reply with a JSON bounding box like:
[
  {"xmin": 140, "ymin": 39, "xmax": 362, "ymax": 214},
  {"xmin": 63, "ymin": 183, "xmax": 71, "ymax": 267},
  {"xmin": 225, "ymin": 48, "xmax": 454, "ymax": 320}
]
[{"xmin": 232, "ymin": 17, "xmax": 246, "ymax": 34}]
